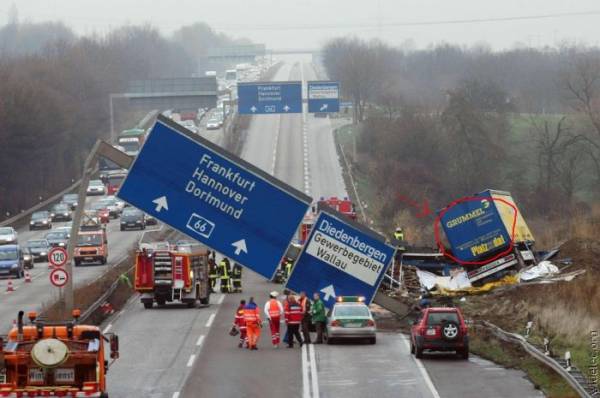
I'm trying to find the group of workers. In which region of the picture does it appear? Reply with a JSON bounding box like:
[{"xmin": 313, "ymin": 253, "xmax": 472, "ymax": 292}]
[
  {"xmin": 232, "ymin": 289, "xmax": 327, "ymax": 350},
  {"xmin": 209, "ymin": 256, "xmax": 243, "ymax": 294}
]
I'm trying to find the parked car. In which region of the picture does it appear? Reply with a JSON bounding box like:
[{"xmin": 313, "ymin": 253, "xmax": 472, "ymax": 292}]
[
  {"xmin": 87, "ymin": 179, "xmax": 106, "ymax": 196},
  {"xmin": 0, "ymin": 244, "xmax": 25, "ymax": 278},
  {"xmin": 50, "ymin": 203, "xmax": 72, "ymax": 222},
  {"xmin": 61, "ymin": 193, "xmax": 79, "ymax": 210},
  {"xmin": 24, "ymin": 239, "xmax": 50, "ymax": 263},
  {"xmin": 29, "ymin": 211, "xmax": 52, "ymax": 230},
  {"xmin": 44, "ymin": 230, "xmax": 69, "ymax": 248},
  {"xmin": 120, "ymin": 208, "xmax": 146, "ymax": 231},
  {"xmin": 410, "ymin": 306, "xmax": 469, "ymax": 359},
  {"xmin": 0, "ymin": 227, "xmax": 18, "ymax": 245},
  {"xmin": 325, "ymin": 296, "xmax": 377, "ymax": 345}
]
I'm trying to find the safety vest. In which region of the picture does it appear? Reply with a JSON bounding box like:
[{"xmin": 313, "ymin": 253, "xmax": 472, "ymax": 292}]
[
  {"xmin": 232, "ymin": 265, "xmax": 242, "ymax": 279},
  {"xmin": 235, "ymin": 308, "xmax": 246, "ymax": 329},
  {"xmin": 220, "ymin": 261, "xmax": 229, "ymax": 279},
  {"xmin": 285, "ymin": 302, "xmax": 303, "ymax": 324},
  {"xmin": 267, "ymin": 299, "xmax": 281, "ymax": 319},
  {"xmin": 285, "ymin": 261, "xmax": 292, "ymax": 276},
  {"xmin": 244, "ymin": 305, "xmax": 259, "ymax": 324},
  {"xmin": 394, "ymin": 231, "xmax": 404, "ymax": 241},
  {"xmin": 299, "ymin": 296, "xmax": 309, "ymax": 313}
]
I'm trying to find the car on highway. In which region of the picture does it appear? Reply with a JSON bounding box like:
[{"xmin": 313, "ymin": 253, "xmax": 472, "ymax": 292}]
[
  {"xmin": 324, "ymin": 296, "xmax": 377, "ymax": 344},
  {"xmin": 98, "ymin": 197, "xmax": 122, "ymax": 218},
  {"xmin": 205, "ymin": 117, "xmax": 221, "ymax": 130},
  {"xmin": 0, "ymin": 244, "xmax": 25, "ymax": 278},
  {"xmin": 0, "ymin": 227, "xmax": 18, "ymax": 245},
  {"xmin": 54, "ymin": 224, "xmax": 73, "ymax": 238},
  {"xmin": 61, "ymin": 193, "xmax": 79, "ymax": 210},
  {"xmin": 50, "ymin": 203, "xmax": 72, "ymax": 222},
  {"xmin": 410, "ymin": 306, "xmax": 469, "ymax": 359},
  {"xmin": 120, "ymin": 208, "xmax": 146, "ymax": 231},
  {"xmin": 44, "ymin": 230, "xmax": 69, "ymax": 248},
  {"xmin": 74, "ymin": 229, "xmax": 108, "ymax": 266},
  {"xmin": 178, "ymin": 119, "xmax": 198, "ymax": 134},
  {"xmin": 87, "ymin": 179, "xmax": 106, "ymax": 196},
  {"xmin": 29, "ymin": 211, "xmax": 52, "ymax": 230},
  {"xmin": 107, "ymin": 195, "xmax": 126, "ymax": 212},
  {"xmin": 106, "ymin": 172, "xmax": 126, "ymax": 195},
  {"xmin": 24, "ymin": 239, "xmax": 50, "ymax": 263},
  {"xmin": 89, "ymin": 202, "xmax": 110, "ymax": 224},
  {"xmin": 145, "ymin": 213, "xmax": 157, "ymax": 225}
]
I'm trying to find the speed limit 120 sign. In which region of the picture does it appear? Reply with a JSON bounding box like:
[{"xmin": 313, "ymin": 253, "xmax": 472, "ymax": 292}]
[{"xmin": 48, "ymin": 247, "xmax": 68, "ymax": 267}]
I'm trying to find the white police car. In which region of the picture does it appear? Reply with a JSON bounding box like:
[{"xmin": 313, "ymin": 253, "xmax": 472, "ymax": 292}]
[{"xmin": 325, "ymin": 296, "xmax": 377, "ymax": 344}]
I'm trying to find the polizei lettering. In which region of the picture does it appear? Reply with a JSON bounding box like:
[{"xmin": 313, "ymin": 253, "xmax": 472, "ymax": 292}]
[{"xmin": 184, "ymin": 154, "xmax": 257, "ymax": 220}]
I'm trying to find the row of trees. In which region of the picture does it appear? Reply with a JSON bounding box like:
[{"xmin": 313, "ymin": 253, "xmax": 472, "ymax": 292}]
[
  {"xmin": 0, "ymin": 21, "xmax": 245, "ymax": 217},
  {"xmin": 322, "ymin": 38, "xmax": 598, "ymax": 234}
]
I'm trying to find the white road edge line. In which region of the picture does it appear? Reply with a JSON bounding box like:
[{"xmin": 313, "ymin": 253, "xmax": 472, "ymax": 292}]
[
  {"xmin": 217, "ymin": 294, "xmax": 225, "ymax": 305},
  {"xmin": 186, "ymin": 354, "xmax": 196, "ymax": 367},
  {"xmin": 401, "ymin": 336, "xmax": 441, "ymax": 398},
  {"xmin": 172, "ymin": 392, "xmax": 180, "ymax": 398},
  {"xmin": 309, "ymin": 343, "xmax": 320, "ymax": 398},
  {"xmin": 205, "ymin": 313, "xmax": 216, "ymax": 328},
  {"xmin": 196, "ymin": 335, "xmax": 205, "ymax": 347},
  {"xmin": 302, "ymin": 343, "xmax": 311, "ymax": 398},
  {"xmin": 102, "ymin": 323, "xmax": 112, "ymax": 334}
]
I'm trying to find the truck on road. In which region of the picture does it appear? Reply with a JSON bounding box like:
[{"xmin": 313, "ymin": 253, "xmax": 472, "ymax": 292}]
[
  {"xmin": 134, "ymin": 244, "xmax": 211, "ymax": 308},
  {"xmin": 117, "ymin": 128, "xmax": 146, "ymax": 156},
  {"xmin": 439, "ymin": 189, "xmax": 536, "ymax": 283},
  {"xmin": 0, "ymin": 310, "xmax": 119, "ymax": 397}
]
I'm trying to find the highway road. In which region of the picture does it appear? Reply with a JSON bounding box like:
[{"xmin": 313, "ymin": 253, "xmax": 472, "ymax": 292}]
[{"xmin": 0, "ymin": 193, "xmax": 157, "ymax": 333}]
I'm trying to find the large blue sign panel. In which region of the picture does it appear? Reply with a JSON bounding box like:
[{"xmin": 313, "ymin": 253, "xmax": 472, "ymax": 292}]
[
  {"xmin": 285, "ymin": 210, "xmax": 395, "ymax": 307},
  {"xmin": 307, "ymin": 81, "xmax": 340, "ymax": 113},
  {"xmin": 117, "ymin": 115, "xmax": 311, "ymax": 279},
  {"xmin": 238, "ymin": 81, "xmax": 302, "ymax": 114}
]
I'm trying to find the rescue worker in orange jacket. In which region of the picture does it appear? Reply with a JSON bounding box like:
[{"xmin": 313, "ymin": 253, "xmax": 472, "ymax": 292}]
[
  {"xmin": 264, "ymin": 291, "xmax": 284, "ymax": 348},
  {"xmin": 243, "ymin": 297, "xmax": 262, "ymax": 350},
  {"xmin": 284, "ymin": 295, "xmax": 304, "ymax": 348},
  {"xmin": 233, "ymin": 299, "xmax": 247, "ymax": 348}
]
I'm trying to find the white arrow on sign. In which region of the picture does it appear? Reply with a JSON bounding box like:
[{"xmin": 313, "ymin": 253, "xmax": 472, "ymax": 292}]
[
  {"xmin": 283, "ymin": 105, "xmax": 290, "ymax": 112},
  {"xmin": 152, "ymin": 196, "xmax": 169, "ymax": 212},
  {"xmin": 320, "ymin": 104, "xmax": 328, "ymax": 111},
  {"xmin": 231, "ymin": 239, "xmax": 248, "ymax": 255},
  {"xmin": 250, "ymin": 106, "xmax": 257, "ymax": 113},
  {"xmin": 320, "ymin": 284, "xmax": 337, "ymax": 301}
]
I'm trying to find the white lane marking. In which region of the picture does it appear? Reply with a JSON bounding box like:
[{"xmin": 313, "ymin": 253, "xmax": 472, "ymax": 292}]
[
  {"xmin": 270, "ymin": 115, "xmax": 282, "ymax": 175},
  {"xmin": 186, "ymin": 354, "xmax": 196, "ymax": 367},
  {"xmin": 217, "ymin": 294, "xmax": 225, "ymax": 305},
  {"xmin": 172, "ymin": 392, "xmax": 180, "ymax": 398},
  {"xmin": 302, "ymin": 343, "xmax": 311, "ymax": 398},
  {"xmin": 103, "ymin": 323, "xmax": 112, "ymax": 334},
  {"xmin": 196, "ymin": 335, "xmax": 205, "ymax": 347},
  {"xmin": 205, "ymin": 313, "xmax": 216, "ymax": 328},
  {"xmin": 138, "ymin": 224, "xmax": 163, "ymax": 246},
  {"xmin": 401, "ymin": 336, "xmax": 441, "ymax": 398},
  {"xmin": 309, "ymin": 343, "xmax": 320, "ymax": 398}
]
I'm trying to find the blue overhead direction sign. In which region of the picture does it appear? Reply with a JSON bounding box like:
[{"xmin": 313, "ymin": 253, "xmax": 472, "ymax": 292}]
[
  {"xmin": 237, "ymin": 81, "xmax": 303, "ymax": 114},
  {"xmin": 285, "ymin": 210, "xmax": 395, "ymax": 307},
  {"xmin": 307, "ymin": 81, "xmax": 340, "ymax": 113},
  {"xmin": 117, "ymin": 115, "xmax": 311, "ymax": 279}
]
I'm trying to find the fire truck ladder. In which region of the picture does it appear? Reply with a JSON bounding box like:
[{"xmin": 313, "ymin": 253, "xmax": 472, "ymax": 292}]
[{"xmin": 172, "ymin": 256, "xmax": 184, "ymax": 302}]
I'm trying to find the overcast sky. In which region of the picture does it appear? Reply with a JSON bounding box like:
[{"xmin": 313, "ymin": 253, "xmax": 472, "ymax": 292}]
[{"xmin": 3, "ymin": 0, "xmax": 600, "ymax": 50}]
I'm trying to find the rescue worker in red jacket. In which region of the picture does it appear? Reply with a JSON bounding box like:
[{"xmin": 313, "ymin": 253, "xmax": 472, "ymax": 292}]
[
  {"xmin": 244, "ymin": 297, "xmax": 262, "ymax": 350},
  {"xmin": 233, "ymin": 299, "xmax": 247, "ymax": 348},
  {"xmin": 284, "ymin": 295, "xmax": 304, "ymax": 348},
  {"xmin": 264, "ymin": 291, "xmax": 284, "ymax": 348}
]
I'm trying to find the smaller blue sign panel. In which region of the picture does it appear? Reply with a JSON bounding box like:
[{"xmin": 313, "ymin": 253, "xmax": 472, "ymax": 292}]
[
  {"xmin": 238, "ymin": 81, "xmax": 302, "ymax": 114},
  {"xmin": 307, "ymin": 81, "xmax": 340, "ymax": 113},
  {"xmin": 285, "ymin": 210, "xmax": 395, "ymax": 307}
]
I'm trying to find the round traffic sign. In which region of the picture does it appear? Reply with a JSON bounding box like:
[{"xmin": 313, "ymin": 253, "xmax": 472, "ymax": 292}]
[
  {"xmin": 49, "ymin": 268, "xmax": 69, "ymax": 288},
  {"xmin": 48, "ymin": 247, "xmax": 68, "ymax": 268}
]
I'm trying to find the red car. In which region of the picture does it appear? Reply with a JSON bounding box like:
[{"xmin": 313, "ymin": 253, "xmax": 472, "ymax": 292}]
[
  {"xmin": 90, "ymin": 203, "xmax": 110, "ymax": 224},
  {"xmin": 410, "ymin": 307, "xmax": 469, "ymax": 359}
]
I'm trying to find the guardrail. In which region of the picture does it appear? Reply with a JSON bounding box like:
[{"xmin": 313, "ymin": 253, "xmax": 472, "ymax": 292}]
[
  {"xmin": 479, "ymin": 320, "xmax": 595, "ymax": 398},
  {"xmin": 0, "ymin": 110, "xmax": 158, "ymax": 229}
]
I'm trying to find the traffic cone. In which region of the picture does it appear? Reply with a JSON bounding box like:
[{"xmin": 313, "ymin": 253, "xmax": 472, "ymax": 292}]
[
  {"xmin": 24, "ymin": 271, "xmax": 32, "ymax": 283},
  {"xmin": 6, "ymin": 279, "xmax": 15, "ymax": 292}
]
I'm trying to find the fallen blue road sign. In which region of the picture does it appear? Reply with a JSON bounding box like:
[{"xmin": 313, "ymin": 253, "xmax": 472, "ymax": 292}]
[
  {"xmin": 117, "ymin": 115, "xmax": 311, "ymax": 279},
  {"xmin": 285, "ymin": 210, "xmax": 395, "ymax": 307},
  {"xmin": 238, "ymin": 81, "xmax": 302, "ymax": 114},
  {"xmin": 307, "ymin": 81, "xmax": 340, "ymax": 113}
]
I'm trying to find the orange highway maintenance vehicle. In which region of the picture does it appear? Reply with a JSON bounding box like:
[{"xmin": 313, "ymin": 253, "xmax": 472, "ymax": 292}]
[
  {"xmin": 0, "ymin": 310, "xmax": 118, "ymax": 397},
  {"xmin": 134, "ymin": 243, "xmax": 211, "ymax": 309}
]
